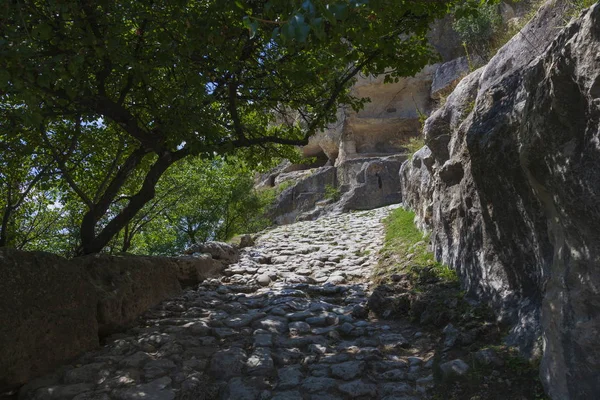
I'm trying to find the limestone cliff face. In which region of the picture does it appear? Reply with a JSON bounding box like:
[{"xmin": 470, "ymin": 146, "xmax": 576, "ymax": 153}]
[
  {"xmin": 302, "ymin": 16, "xmax": 468, "ymax": 165},
  {"xmin": 267, "ymin": 2, "xmax": 542, "ymax": 227},
  {"xmin": 301, "ymin": 2, "xmax": 526, "ymax": 166},
  {"xmin": 401, "ymin": 1, "xmax": 600, "ymax": 398},
  {"xmin": 303, "ymin": 66, "xmax": 439, "ymax": 164}
]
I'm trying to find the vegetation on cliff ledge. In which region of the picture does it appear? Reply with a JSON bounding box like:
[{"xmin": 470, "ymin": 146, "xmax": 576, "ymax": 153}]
[{"xmin": 376, "ymin": 206, "xmax": 457, "ymax": 285}]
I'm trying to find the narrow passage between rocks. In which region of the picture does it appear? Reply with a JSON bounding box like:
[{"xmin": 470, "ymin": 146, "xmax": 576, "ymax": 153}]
[{"xmin": 22, "ymin": 205, "xmax": 436, "ymax": 400}]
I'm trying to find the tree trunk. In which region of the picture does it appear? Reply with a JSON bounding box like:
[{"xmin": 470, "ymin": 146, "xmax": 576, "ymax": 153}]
[
  {"xmin": 80, "ymin": 207, "xmax": 100, "ymax": 252},
  {"xmin": 79, "ymin": 151, "xmax": 186, "ymax": 255},
  {"xmin": 121, "ymin": 224, "xmax": 131, "ymax": 253},
  {"xmin": 0, "ymin": 205, "xmax": 12, "ymax": 247},
  {"xmin": 0, "ymin": 186, "xmax": 14, "ymax": 247}
]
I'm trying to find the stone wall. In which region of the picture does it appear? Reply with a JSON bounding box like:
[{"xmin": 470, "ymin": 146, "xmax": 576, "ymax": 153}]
[
  {"xmin": 400, "ymin": 2, "xmax": 600, "ymax": 398},
  {"xmin": 0, "ymin": 250, "xmax": 99, "ymax": 392},
  {"xmin": 0, "ymin": 249, "xmax": 228, "ymax": 392}
]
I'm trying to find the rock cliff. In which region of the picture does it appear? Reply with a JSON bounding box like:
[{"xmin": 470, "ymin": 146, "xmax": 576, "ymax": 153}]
[
  {"xmin": 265, "ymin": 2, "xmax": 527, "ymax": 224},
  {"xmin": 401, "ymin": 1, "xmax": 600, "ymax": 398}
]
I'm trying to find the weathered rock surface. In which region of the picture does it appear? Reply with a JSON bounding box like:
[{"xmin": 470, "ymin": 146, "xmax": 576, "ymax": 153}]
[
  {"xmin": 401, "ymin": 2, "xmax": 600, "ymax": 398},
  {"xmin": 303, "ymin": 13, "xmax": 467, "ymax": 165},
  {"xmin": 430, "ymin": 56, "xmax": 472, "ymax": 100},
  {"xmin": 339, "ymin": 157, "xmax": 404, "ymax": 211},
  {"xmin": 172, "ymin": 255, "xmax": 224, "ymax": 287},
  {"xmin": 0, "ymin": 250, "xmax": 99, "ymax": 392},
  {"xmin": 438, "ymin": 359, "xmax": 469, "ymax": 382},
  {"xmin": 82, "ymin": 255, "xmax": 184, "ymax": 336},
  {"xmin": 267, "ymin": 166, "xmax": 337, "ymax": 225},
  {"xmin": 337, "ymin": 66, "xmax": 439, "ymax": 163},
  {"xmin": 184, "ymin": 241, "xmax": 239, "ymax": 264}
]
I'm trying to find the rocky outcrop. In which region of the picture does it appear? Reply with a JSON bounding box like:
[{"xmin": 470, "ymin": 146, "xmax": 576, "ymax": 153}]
[
  {"xmin": 267, "ymin": 2, "xmax": 537, "ymax": 224},
  {"xmin": 303, "ymin": 67, "xmax": 439, "ymax": 164},
  {"xmin": 185, "ymin": 241, "xmax": 240, "ymax": 264},
  {"xmin": 173, "ymin": 254, "xmax": 225, "ymax": 287},
  {"xmin": 267, "ymin": 166, "xmax": 337, "ymax": 225},
  {"xmin": 400, "ymin": 1, "xmax": 600, "ymax": 398},
  {"xmin": 0, "ymin": 248, "xmax": 235, "ymax": 392},
  {"xmin": 267, "ymin": 155, "xmax": 409, "ymax": 223},
  {"xmin": 430, "ymin": 56, "xmax": 472, "ymax": 99},
  {"xmin": 336, "ymin": 66, "xmax": 439, "ymax": 164},
  {"xmin": 338, "ymin": 156, "xmax": 405, "ymax": 211},
  {"xmin": 302, "ymin": 11, "xmax": 469, "ymax": 165}
]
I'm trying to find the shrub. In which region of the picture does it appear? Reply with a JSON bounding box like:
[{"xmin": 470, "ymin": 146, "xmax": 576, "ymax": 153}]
[
  {"xmin": 324, "ymin": 184, "xmax": 341, "ymax": 202},
  {"xmin": 453, "ymin": 2, "xmax": 502, "ymax": 60}
]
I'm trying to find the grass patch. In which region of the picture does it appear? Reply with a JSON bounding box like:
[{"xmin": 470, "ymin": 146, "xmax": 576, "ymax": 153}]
[
  {"xmin": 274, "ymin": 179, "xmax": 295, "ymax": 194},
  {"xmin": 324, "ymin": 184, "xmax": 341, "ymax": 202},
  {"xmin": 376, "ymin": 207, "xmax": 457, "ymax": 285},
  {"xmin": 258, "ymin": 179, "xmax": 297, "ymax": 205},
  {"xmin": 464, "ymin": 100, "xmax": 476, "ymax": 116},
  {"xmin": 564, "ymin": 0, "xmax": 597, "ymax": 21},
  {"xmin": 403, "ymin": 136, "xmax": 426, "ymax": 158}
]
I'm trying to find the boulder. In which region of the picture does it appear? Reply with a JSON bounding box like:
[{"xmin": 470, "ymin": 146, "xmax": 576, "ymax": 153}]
[
  {"xmin": 0, "ymin": 249, "xmax": 99, "ymax": 392},
  {"xmin": 173, "ymin": 255, "xmax": 224, "ymax": 287},
  {"xmin": 438, "ymin": 359, "xmax": 470, "ymax": 381},
  {"xmin": 401, "ymin": 1, "xmax": 600, "ymax": 398},
  {"xmin": 229, "ymin": 234, "xmax": 255, "ymax": 249},
  {"xmin": 339, "ymin": 157, "xmax": 404, "ymax": 211},
  {"xmin": 426, "ymin": 15, "xmax": 465, "ymax": 62},
  {"xmin": 267, "ymin": 167, "xmax": 337, "ymax": 225},
  {"xmin": 185, "ymin": 241, "xmax": 239, "ymax": 264}
]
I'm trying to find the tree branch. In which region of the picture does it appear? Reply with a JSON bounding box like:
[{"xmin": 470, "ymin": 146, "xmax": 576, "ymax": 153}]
[
  {"xmin": 39, "ymin": 123, "xmax": 93, "ymax": 208},
  {"xmin": 93, "ymin": 136, "xmax": 126, "ymax": 203}
]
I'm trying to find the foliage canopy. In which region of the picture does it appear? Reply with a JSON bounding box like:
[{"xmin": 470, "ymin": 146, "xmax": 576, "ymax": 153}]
[{"xmin": 1, "ymin": 0, "xmax": 482, "ymax": 254}]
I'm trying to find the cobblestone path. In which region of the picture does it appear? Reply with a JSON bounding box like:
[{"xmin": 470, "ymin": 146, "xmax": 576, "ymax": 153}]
[{"xmin": 22, "ymin": 205, "xmax": 436, "ymax": 400}]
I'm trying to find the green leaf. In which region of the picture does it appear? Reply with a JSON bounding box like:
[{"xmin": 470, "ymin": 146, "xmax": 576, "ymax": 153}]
[
  {"xmin": 331, "ymin": 4, "xmax": 349, "ymax": 21},
  {"xmin": 32, "ymin": 23, "xmax": 53, "ymax": 40},
  {"xmin": 242, "ymin": 15, "xmax": 252, "ymax": 29},
  {"xmin": 281, "ymin": 22, "xmax": 295, "ymax": 42},
  {"xmin": 0, "ymin": 69, "xmax": 10, "ymax": 89},
  {"xmin": 271, "ymin": 27, "xmax": 280, "ymax": 41},
  {"xmin": 0, "ymin": 0, "xmax": 467, "ymax": 254},
  {"xmin": 295, "ymin": 23, "xmax": 311, "ymax": 43},
  {"xmin": 242, "ymin": 15, "xmax": 258, "ymax": 38},
  {"xmin": 302, "ymin": 0, "xmax": 315, "ymax": 15}
]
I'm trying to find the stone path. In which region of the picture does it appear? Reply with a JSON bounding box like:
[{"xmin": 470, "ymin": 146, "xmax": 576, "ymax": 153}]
[{"xmin": 21, "ymin": 205, "xmax": 436, "ymax": 400}]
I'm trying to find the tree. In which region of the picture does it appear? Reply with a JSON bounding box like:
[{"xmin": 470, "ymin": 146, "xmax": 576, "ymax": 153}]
[
  {"xmin": 0, "ymin": 0, "xmax": 481, "ymax": 254},
  {"xmin": 0, "ymin": 103, "xmax": 56, "ymax": 247},
  {"xmin": 116, "ymin": 157, "xmax": 272, "ymax": 256}
]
